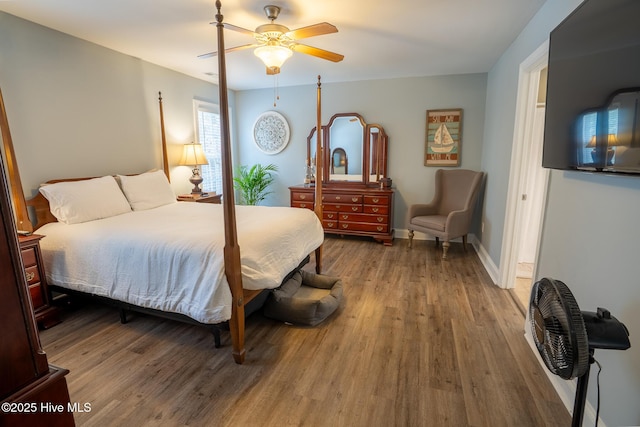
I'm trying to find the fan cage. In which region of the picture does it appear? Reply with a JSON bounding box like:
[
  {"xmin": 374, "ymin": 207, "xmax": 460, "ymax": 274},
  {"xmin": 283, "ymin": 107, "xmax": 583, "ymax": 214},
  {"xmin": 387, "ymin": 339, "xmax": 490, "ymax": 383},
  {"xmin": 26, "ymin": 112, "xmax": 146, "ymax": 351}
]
[{"xmin": 529, "ymin": 278, "xmax": 590, "ymax": 380}]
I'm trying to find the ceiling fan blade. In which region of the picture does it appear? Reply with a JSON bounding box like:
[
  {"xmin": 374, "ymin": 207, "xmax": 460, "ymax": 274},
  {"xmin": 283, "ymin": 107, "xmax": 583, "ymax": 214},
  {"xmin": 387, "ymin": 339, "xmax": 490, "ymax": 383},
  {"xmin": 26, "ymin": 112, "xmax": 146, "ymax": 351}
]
[
  {"xmin": 222, "ymin": 23, "xmax": 257, "ymax": 37},
  {"xmin": 292, "ymin": 44, "xmax": 344, "ymax": 62},
  {"xmin": 198, "ymin": 44, "xmax": 258, "ymax": 59},
  {"xmin": 286, "ymin": 22, "xmax": 338, "ymax": 40}
]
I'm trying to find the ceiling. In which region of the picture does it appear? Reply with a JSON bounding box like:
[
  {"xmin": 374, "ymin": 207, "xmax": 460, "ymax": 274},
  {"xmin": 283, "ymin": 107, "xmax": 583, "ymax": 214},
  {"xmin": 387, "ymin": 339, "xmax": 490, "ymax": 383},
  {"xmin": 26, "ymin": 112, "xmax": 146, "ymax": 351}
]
[{"xmin": 0, "ymin": 0, "xmax": 546, "ymax": 91}]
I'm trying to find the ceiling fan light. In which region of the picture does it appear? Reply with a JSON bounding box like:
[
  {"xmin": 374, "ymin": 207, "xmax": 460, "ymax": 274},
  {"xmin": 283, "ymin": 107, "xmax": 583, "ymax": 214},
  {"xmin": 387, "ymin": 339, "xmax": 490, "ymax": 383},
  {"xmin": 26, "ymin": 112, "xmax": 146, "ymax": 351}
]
[{"xmin": 254, "ymin": 45, "xmax": 293, "ymax": 70}]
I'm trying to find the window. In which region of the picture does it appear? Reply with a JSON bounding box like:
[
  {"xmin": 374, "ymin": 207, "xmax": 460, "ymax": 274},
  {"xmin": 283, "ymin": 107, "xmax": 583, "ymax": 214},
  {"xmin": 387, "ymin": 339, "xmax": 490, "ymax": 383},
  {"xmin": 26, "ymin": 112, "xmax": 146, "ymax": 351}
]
[
  {"xmin": 577, "ymin": 107, "xmax": 619, "ymax": 166},
  {"xmin": 193, "ymin": 100, "xmax": 223, "ymax": 195}
]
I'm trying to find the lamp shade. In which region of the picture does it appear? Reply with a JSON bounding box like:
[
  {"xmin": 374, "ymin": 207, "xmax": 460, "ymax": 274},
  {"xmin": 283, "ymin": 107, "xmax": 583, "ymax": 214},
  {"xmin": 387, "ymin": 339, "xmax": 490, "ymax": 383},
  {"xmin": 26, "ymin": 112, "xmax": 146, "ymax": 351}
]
[
  {"xmin": 179, "ymin": 142, "xmax": 208, "ymax": 166},
  {"xmin": 586, "ymin": 134, "xmax": 621, "ymax": 148},
  {"xmin": 254, "ymin": 44, "xmax": 293, "ymax": 71}
]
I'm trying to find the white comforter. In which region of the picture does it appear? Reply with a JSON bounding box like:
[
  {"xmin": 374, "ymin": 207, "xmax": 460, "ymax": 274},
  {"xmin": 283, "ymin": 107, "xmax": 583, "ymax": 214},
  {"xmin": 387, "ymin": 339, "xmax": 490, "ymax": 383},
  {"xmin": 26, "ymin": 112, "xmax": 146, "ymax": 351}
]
[{"xmin": 37, "ymin": 202, "xmax": 324, "ymax": 324}]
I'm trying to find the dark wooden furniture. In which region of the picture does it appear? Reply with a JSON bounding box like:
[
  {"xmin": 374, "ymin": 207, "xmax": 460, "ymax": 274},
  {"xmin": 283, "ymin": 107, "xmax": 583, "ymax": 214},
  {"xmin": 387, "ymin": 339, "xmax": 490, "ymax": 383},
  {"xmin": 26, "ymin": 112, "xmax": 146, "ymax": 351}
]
[
  {"xmin": 19, "ymin": 234, "xmax": 61, "ymax": 328},
  {"xmin": 293, "ymin": 111, "xmax": 394, "ymax": 245},
  {"xmin": 290, "ymin": 185, "xmax": 394, "ymax": 245},
  {"xmin": 0, "ymin": 87, "xmax": 74, "ymax": 426},
  {"xmin": 177, "ymin": 193, "xmax": 222, "ymax": 204}
]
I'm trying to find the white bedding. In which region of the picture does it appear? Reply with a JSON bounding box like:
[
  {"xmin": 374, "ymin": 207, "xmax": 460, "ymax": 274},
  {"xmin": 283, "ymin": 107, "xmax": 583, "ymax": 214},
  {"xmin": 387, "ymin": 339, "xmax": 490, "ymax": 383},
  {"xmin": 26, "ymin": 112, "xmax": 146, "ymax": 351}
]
[{"xmin": 37, "ymin": 203, "xmax": 324, "ymax": 324}]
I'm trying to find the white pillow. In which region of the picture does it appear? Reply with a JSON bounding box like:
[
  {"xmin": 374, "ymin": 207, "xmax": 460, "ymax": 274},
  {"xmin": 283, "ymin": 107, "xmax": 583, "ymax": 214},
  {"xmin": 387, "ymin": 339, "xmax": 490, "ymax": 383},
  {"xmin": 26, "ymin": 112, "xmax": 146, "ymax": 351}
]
[
  {"xmin": 39, "ymin": 176, "xmax": 132, "ymax": 224},
  {"xmin": 118, "ymin": 170, "xmax": 176, "ymax": 211}
]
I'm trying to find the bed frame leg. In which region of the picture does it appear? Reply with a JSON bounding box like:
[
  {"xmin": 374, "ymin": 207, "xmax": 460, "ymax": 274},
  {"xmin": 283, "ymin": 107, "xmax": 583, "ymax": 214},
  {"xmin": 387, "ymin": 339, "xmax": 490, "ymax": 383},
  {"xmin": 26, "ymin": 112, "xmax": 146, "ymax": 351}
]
[
  {"xmin": 229, "ymin": 299, "xmax": 246, "ymax": 364},
  {"xmin": 315, "ymin": 245, "xmax": 323, "ymax": 274},
  {"xmin": 119, "ymin": 309, "xmax": 128, "ymax": 324},
  {"xmin": 210, "ymin": 327, "xmax": 222, "ymax": 348}
]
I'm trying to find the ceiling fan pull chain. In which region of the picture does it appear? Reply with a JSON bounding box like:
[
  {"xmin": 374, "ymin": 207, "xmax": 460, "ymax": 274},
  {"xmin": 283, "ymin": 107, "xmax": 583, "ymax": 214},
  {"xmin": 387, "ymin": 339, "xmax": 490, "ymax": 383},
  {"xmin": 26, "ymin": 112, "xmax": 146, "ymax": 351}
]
[{"xmin": 273, "ymin": 74, "xmax": 280, "ymax": 107}]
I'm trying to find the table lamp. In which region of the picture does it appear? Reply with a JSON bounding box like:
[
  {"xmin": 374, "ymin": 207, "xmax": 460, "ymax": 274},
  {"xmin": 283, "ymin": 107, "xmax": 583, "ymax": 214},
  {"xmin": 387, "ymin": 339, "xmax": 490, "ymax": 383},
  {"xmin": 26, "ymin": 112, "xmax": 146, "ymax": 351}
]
[{"xmin": 179, "ymin": 142, "xmax": 209, "ymax": 194}]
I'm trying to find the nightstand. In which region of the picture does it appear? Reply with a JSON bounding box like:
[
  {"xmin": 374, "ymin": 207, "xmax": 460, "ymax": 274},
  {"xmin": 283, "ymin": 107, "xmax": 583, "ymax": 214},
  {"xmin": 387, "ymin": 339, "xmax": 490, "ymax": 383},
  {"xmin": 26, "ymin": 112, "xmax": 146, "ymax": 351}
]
[
  {"xmin": 18, "ymin": 234, "xmax": 61, "ymax": 329},
  {"xmin": 177, "ymin": 193, "xmax": 222, "ymax": 204}
]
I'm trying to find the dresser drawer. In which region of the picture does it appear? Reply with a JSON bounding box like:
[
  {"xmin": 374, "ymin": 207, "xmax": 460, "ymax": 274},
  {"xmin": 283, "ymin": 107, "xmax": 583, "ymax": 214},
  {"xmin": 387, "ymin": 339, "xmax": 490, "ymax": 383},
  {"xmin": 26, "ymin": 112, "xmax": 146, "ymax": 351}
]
[
  {"xmin": 338, "ymin": 212, "xmax": 388, "ymax": 224},
  {"xmin": 29, "ymin": 283, "xmax": 44, "ymax": 308},
  {"xmin": 25, "ymin": 265, "xmax": 40, "ymax": 285},
  {"xmin": 292, "ymin": 201, "xmax": 314, "ymax": 210},
  {"xmin": 322, "ymin": 193, "xmax": 362, "ymax": 204},
  {"xmin": 323, "ymin": 203, "xmax": 363, "ymax": 213},
  {"xmin": 323, "ymin": 211, "xmax": 339, "ymax": 220},
  {"xmin": 363, "ymin": 205, "xmax": 389, "ymax": 215},
  {"xmin": 338, "ymin": 222, "xmax": 389, "ymax": 233},
  {"xmin": 291, "ymin": 192, "xmax": 314, "ymax": 202},
  {"xmin": 323, "ymin": 220, "xmax": 338, "ymax": 229},
  {"xmin": 364, "ymin": 195, "xmax": 389, "ymax": 205},
  {"xmin": 21, "ymin": 247, "xmax": 37, "ymax": 267}
]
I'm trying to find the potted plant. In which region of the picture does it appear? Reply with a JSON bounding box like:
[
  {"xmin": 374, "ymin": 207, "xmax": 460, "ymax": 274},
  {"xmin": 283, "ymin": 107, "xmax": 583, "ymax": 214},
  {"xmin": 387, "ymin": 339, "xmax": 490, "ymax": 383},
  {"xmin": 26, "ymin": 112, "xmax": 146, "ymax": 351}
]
[{"xmin": 233, "ymin": 163, "xmax": 278, "ymax": 205}]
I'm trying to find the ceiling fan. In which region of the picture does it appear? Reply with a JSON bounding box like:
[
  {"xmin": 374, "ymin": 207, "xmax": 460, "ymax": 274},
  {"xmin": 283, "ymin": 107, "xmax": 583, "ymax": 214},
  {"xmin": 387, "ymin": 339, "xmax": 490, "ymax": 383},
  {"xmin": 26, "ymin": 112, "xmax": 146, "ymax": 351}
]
[{"xmin": 199, "ymin": 5, "xmax": 344, "ymax": 75}]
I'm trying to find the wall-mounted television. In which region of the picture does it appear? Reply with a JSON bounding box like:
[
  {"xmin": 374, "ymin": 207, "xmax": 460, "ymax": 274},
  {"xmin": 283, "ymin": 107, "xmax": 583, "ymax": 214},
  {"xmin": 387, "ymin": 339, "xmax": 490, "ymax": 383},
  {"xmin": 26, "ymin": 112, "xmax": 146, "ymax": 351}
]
[{"xmin": 542, "ymin": 0, "xmax": 640, "ymax": 174}]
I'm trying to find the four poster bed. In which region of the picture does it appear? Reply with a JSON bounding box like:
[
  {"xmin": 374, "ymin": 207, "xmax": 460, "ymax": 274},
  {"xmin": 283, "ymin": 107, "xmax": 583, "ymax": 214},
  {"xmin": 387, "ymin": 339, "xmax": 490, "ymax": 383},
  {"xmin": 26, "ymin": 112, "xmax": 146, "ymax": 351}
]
[{"xmin": 1, "ymin": 1, "xmax": 327, "ymax": 364}]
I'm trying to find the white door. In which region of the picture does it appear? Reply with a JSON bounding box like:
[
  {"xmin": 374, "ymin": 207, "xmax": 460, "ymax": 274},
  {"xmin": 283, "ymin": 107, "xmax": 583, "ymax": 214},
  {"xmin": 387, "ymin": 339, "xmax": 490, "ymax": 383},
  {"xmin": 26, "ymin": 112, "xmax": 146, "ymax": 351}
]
[{"xmin": 500, "ymin": 41, "xmax": 550, "ymax": 299}]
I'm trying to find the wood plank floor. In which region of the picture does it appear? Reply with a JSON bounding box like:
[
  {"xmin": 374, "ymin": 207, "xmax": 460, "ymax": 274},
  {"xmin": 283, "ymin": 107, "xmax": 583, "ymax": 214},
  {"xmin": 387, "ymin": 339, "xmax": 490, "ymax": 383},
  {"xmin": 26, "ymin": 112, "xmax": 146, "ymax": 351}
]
[{"xmin": 39, "ymin": 236, "xmax": 570, "ymax": 427}]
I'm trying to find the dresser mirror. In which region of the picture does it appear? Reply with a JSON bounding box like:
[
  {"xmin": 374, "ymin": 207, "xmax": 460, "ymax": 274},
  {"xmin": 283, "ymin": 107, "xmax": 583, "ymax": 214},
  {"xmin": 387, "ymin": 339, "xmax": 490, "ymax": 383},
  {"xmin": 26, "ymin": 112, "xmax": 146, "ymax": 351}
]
[
  {"xmin": 307, "ymin": 113, "xmax": 387, "ymax": 186},
  {"xmin": 368, "ymin": 124, "xmax": 388, "ymax": 182}
]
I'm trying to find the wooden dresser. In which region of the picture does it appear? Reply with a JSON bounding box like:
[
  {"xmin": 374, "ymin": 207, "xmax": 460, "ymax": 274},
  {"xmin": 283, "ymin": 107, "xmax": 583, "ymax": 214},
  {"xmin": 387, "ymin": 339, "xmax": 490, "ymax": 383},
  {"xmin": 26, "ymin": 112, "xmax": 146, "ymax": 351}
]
[
  {"xmin": 0, "ymin": 190, "xmax": 74, "ymax": 427},
  {"xmin": 290, "ymin": 185, "xmax": 394, "ymax": 245},
  {"xmin": 19, "ymin": 234, "xmax": 60, "ymax": 329}
]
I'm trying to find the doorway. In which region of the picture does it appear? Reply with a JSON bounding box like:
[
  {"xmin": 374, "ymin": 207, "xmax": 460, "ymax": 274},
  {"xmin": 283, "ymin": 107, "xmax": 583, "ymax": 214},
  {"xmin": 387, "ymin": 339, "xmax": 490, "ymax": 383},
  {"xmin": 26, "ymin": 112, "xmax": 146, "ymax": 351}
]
[{"xmin": 500, "ymin": 41, "xmax": 550, "ymax": 311}]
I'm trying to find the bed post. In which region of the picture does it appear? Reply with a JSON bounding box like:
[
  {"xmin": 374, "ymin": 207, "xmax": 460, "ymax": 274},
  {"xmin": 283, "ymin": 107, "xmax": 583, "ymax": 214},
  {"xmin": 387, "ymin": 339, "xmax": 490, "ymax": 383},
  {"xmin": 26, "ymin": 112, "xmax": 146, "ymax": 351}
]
[
  {"xmin": 0, "ymin": 87, "xmax": 32, "ymax": 233},
  {"xmin": 215, "ymin": 0, "xmax": 246, "ymax": 364},
  {"xmin": 314, "ymin": 76, "xmax": 323, "ymax": 274},
  {"xmin": 158, "ymin": 92, "xmax": 170, "ymax": 181}
]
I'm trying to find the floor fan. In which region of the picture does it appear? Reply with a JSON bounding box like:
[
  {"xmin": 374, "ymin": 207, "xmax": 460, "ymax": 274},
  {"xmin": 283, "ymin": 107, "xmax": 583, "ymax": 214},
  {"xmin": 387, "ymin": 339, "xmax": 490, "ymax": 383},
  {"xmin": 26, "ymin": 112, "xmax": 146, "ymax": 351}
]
[{"xmin": 529, "ymin": 278, "xmax": 630, "ymax": 427}]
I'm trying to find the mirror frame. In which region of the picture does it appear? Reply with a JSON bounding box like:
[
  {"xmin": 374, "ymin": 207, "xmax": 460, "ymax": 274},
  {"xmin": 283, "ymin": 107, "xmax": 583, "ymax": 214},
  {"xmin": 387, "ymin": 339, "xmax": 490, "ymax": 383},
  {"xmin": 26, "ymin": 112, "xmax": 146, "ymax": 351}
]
[{"xmin": 307, "ymin": 113, "xmax": 388, "ymax": 187}]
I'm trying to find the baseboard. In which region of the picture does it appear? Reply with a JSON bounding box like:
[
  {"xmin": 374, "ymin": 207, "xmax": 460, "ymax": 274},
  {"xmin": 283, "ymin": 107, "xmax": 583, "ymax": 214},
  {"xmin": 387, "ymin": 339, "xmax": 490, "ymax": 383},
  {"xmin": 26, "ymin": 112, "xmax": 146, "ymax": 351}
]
[{"xmin": 472, "ymin": 239, "xmax": 500, "ymax": 285}]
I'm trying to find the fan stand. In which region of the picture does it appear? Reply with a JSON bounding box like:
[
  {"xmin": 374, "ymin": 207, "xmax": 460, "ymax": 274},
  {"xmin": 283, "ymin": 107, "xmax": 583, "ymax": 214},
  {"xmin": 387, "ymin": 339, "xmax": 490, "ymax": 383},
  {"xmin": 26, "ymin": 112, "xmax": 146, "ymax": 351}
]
[{"xmin": 572, "ymin": 348, "xmax": 595, "ymax": 427}]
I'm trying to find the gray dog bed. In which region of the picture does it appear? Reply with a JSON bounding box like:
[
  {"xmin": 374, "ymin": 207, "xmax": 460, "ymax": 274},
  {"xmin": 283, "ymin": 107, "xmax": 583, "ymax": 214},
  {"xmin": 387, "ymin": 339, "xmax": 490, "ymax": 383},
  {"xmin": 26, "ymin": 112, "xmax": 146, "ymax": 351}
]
[{"xmin": 263, "ymin": 270, "xmax": 343, "ymax": 326}]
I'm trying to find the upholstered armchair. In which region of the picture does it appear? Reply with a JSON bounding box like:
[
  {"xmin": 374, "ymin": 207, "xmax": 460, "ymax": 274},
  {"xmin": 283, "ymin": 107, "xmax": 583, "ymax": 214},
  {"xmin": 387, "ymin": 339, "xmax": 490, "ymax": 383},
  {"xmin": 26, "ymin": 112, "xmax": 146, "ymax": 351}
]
[{"xmin": 407, "ymin": 169, "xmax": 484, "ymax": 258}]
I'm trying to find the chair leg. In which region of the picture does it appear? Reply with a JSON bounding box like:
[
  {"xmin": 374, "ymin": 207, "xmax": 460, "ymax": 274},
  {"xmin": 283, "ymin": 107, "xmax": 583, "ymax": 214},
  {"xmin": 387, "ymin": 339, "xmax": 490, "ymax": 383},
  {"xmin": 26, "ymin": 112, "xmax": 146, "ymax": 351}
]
[
  {"xmin": 462, "ymin": 234, "xmax": 468, "ymax": 251},
  {"xmin": 408, "ymin": 230, "xmax": 414, "ymax": 248},
  {"xmin": 442, "ymin": 241, "xmax": 450, "ymax": 259}
]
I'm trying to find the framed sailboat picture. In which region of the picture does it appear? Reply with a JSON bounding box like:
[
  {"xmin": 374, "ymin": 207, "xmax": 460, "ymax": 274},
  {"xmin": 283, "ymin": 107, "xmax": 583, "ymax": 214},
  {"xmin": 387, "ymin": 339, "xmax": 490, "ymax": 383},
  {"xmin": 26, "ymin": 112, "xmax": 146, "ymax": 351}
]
[{"xmin": 425, "ymin": 109, "xmax": 462, "ymax": 166}]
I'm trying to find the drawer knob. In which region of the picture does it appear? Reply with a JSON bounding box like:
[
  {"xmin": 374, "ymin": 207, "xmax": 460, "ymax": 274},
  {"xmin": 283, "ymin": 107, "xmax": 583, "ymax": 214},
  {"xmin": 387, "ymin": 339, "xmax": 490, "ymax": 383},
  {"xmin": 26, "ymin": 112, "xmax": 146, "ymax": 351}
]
[
  {"xmin": 341, "ymin": 215, "xmax": 348, "ymax": 220},
  {"xmin": 300, "ymin": 203, "xmax": 307, "ymax": 208},
  {"xmin": 26, "ymin": 271, "xmax": 35, "ymax": 281},
  {"xmin": 327, "ymin": 214, "xmax": 334, "ymax": 219},
  {"xmin": 352, "ymin": 197, "xmax": 358, "ymax": 202},
  {"xmin": 372, "ymin": 207, "xmax": 379, "ymax": 213},
  {"xmin": 377, "ymin": 217, "xmax": 384, "ymax": 222},
  {"xmin": 352, "ymin": 207, "xmax": 358, "ymax": 211},
  {"xmin": 342, "ymin": 224, "xmax": 349, "ymax": 229},
  {"xmin": 300, "ymin": 195, "xmax": 306, "ymax": 200},
  {"xmin": 377, "ymin": 226, "xmax": 383, "ymax": 231},
  {"xmin": 372, "ymin": 198, "xmax": 379, "ymax": 203}
]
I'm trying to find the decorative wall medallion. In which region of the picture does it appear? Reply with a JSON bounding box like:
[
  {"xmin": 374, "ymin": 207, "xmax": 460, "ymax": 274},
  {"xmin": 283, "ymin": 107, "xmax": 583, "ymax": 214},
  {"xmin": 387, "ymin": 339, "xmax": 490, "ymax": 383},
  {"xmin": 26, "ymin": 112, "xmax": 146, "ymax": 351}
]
[{"xmin": 253, "ymin": 111, "xmax": 290, "ymax": 155}]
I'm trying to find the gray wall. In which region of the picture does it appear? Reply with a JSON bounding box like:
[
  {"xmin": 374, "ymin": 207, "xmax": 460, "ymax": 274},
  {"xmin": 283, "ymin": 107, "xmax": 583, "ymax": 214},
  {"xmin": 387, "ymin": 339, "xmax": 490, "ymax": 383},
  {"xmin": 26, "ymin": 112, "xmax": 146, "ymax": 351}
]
[
  {"xmin": 482, "ymin": 1, "xmax": 639, "ymax": 425},
  {"xmin": 235, "ymin": 74, "xmax": 487, "ymax": 233},
  {"xmin": 0, "ymin": 12, "xmax": 231, "ymax": 198}
]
